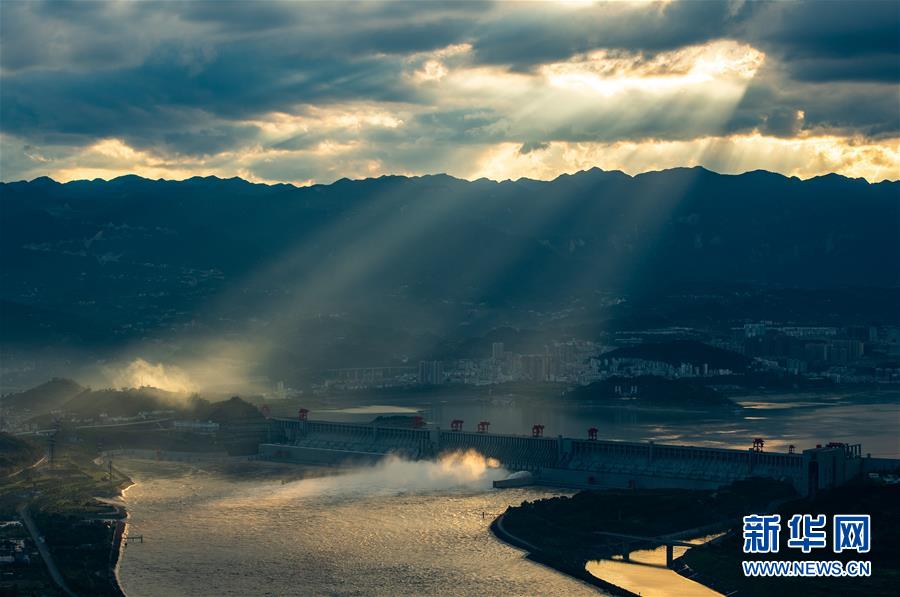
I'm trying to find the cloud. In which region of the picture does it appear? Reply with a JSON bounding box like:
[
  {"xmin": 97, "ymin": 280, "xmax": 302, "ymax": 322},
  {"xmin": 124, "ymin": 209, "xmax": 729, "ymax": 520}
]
[
  {"xmin": 519, "ymin": 141, "xmax": 550, "ymax": 155},
  {"xmin": 470, "ymin": 135, "xmax": 900, "ymax": 184},
  {"xmin": 747, "ymin": 0, "xmax": 900, "ymax": 82},
  {"xmin": 0, "ymin": 0, "xmax": 896, "ymax": 183},
  {"xmin": 109, "ymin": 358, "xmax": 196, "ymax": 393},
  {"xmin": 469, "ymin": 0, "xmax": 755, "ymax": 69}
]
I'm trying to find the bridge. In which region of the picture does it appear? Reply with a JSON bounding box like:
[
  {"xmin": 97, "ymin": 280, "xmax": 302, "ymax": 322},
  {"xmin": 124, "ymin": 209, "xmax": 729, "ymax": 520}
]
[
  {"xmin": 593, "ymin": 531, "xmax": 709, "ymax": 568},
  {"xmin": 261, "ymin": 416, "xmax": 896, "ymax": 496}
]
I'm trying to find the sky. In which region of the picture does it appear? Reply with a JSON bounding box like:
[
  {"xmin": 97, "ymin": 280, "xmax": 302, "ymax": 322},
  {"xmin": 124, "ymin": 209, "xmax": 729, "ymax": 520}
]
[{"xmin": 1, "ymin": 0, "xmax": 898, "ymax": 184}]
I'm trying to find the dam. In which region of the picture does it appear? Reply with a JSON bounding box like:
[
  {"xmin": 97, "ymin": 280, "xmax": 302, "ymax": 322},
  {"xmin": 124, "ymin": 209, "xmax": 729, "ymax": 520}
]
[{"xmin": 260, "ymin": 415, "xmax": 897, "ymax": 496}]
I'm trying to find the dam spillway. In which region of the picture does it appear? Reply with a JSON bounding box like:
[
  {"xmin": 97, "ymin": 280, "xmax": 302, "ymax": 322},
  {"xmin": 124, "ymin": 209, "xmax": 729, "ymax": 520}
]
[{"xmin": 260, "ymin": 417, "xmax": 892, "ymax": 496}]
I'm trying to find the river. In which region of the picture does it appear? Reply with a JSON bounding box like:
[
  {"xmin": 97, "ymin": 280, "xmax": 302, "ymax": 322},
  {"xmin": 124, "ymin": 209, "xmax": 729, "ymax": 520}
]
[
  {"xmin": 319, "ymin": 389, "xmax": 900, "ymax": 457},
  {"xmin": 116, "ymin": 390, "xmax": 899, "ymax": 595},
  {"xmin": 117, "ymin": 455, "xmax": 602, "ymax": 597},
  {"xmin": 585, "ymin": 535, "xmax": 723, "ymax": 597}
]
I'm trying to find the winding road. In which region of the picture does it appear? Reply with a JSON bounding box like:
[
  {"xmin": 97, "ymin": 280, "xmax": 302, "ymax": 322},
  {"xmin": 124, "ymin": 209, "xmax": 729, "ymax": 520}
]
[{"xmin": 17, "ymin": 504, "xmax": 76, "ymax": 597}]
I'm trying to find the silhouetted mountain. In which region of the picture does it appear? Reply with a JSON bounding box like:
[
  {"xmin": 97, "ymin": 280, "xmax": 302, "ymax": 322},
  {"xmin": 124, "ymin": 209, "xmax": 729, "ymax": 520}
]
[
  {"xmin": 58, "ymin": 386, "xmax": 193, "ymax": 418},
  {"xmin": 197, "ymin": 396, "xmax": 264, "ymax": 425},
  {"xmin": 13, "ymin": 379, "xmax": 252, "ymax": 422},
  {"xmin": 4, "ymin": 378, "xmax": 85, "ymax": 414},
  {"xmin": 1, "ymin": 168, "xmax": 897, "ymax": 381}
]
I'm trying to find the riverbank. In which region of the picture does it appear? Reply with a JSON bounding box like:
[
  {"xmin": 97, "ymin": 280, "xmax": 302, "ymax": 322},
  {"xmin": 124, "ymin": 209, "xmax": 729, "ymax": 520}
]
[
  {"xmin": 0, "ymin": 442, "xmax": 132, "ymax": 595},
  {"xmin": 490, "ymin": 512, "xmax": 639, "ymax": 596},
  {"xmin": 490, "ymin": 478, "xmax": 796, "ymax": 595},
  {"xmin": 102, "ymin": 477, "xmax": 135, "ymax": 597}
]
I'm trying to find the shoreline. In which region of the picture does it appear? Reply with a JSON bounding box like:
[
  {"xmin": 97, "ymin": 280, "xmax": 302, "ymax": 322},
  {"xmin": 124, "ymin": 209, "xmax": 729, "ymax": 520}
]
[
  {"xmin": 486, "ymin": 481, "xmax": 796, "ymax": 597},
  {"xmin": 490, "ymin": 512, "xmax": 639, "ymax": 596},
  {"xmin": 104, "ymin": 474, "xmax": 135, "ymax": 597},
  {"xmin": 490, "ymin": 511, "xmax": 733, "ymax": 597},
  {"xmin": 110, "ymin": 516, "xmax": 127, "ymax": 596}
]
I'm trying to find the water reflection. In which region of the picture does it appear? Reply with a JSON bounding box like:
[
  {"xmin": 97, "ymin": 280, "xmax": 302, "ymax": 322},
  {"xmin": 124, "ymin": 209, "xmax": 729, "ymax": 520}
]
[
  {"xmin": 302, "ymin": 391, "xmax": 899, "ymax": 456},
  {"xmin": 586, "ymin": 535, "xmax": 723, "ymax": 597},
  {"xmin": 420, "ymin": 392, "xmax": 900, "ymax": 457},
  {"xmin": 118, "ymin": 460, "xmax": 601, "ymax": 597},
  {"xmin": 318, "ymin": 404, "xmax": 422, "ymax": 415}
]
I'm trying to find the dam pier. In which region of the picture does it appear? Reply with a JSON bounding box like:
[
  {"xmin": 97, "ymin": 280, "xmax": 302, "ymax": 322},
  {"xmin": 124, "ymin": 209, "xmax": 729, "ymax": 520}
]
[{"xmin": 261, "ymin": 415, "xmax": 899, "ymax": 496}]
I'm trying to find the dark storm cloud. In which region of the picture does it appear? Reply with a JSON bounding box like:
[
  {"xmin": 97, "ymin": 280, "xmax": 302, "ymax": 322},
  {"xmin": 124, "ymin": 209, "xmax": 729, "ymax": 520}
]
[
  {"xmin": 0, "ymin": 0, "xmax": 897, "ymax": 181},
  {"xmin": 473, "ymin": 1, "xmax": 898, "ymax": 83},
  {"xmin": 724, "ymin": 70, "xmax": 900, "ymax": 140},
  {"xmin": 0, "ymin": 0, "xmax": 481, "ymax": 158},
  {"xmin": 752, "ymin": 1, "xmax": 899, "ymax": 60},
  {"xmin": 470, "ymin": 0, "xmax": 759, "ymax": 69},
  {"xmin": 0, "ymin": 31, "xmax": 420, "ymax": 154},
  {"xmin": 519, "ymin": 141, "xmax": 550, "ymax": 155},
  {"xmin": 743, "ymin": 0, "xmax": 900, "ymax": 84}
]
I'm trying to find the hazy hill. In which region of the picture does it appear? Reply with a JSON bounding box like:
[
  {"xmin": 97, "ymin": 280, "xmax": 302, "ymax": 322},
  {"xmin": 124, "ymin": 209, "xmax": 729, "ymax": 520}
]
[
  {"xmin": 197, "ymin": 396, "xmax": 264, "ymax": 424},
  {"xmin": 3, "ymin": 377, "xmax": 85, "ymax": 414},
  {"xmin": 58, "ymin": 386, "xmax": 194, "ymax": 418},
  {"xmin": 12, "ymin": 379, "xmax": 266, "ymax": 424},
  {"xmin": 599, "ymin": 340, "xmax": 752, "ymax": 372}
]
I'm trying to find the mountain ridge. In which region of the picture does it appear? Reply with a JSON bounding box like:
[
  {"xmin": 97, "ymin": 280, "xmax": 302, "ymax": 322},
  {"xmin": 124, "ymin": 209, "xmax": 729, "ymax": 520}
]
[
  {"xmin": 3, "ymin": 165, "xmax": 896, "ymax": 190},
  {"xmin": 1, "ymin": 165, "xmax": 897, "ymax": 385}
]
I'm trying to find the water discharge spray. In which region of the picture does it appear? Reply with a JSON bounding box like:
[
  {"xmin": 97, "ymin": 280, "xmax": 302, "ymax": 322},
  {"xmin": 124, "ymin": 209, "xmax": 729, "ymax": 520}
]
[{"xmin": 230, "ymin": 450, "xmax": 510, "ymax": 505}]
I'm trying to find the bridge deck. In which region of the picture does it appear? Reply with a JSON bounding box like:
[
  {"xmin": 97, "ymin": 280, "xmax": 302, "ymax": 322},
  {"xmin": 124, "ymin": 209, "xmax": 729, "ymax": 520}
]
[{"xmin": 593, "ymin": 531, "xmax": 699, "ymax": 548}]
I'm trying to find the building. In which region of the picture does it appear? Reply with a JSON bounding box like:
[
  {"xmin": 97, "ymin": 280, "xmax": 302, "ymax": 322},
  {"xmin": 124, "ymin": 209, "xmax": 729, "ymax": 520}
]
[
  {"xmin": 418, "ymin": 360, "xmax": 444, "ymax": 385},
  {"xmin": 521, "ymin": 355, "xmax": 546, "ymax": 381},
  {"xmin": 173, "ymin": 420, "xmax": 219, "ymax": 433}
]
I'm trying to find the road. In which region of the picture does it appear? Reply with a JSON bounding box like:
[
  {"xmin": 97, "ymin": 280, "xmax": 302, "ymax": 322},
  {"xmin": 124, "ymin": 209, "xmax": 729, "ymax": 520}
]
[
  {"xmin": 15, "ymin": 417, "xmax": 173, "ymax": 436},
  {"xmin": 17, "ymin": 504, "xmax": 77, "ymax": 597},
  {"xmin": 2, "ymin": 455, "xmax": 47, "ymax": 479}
]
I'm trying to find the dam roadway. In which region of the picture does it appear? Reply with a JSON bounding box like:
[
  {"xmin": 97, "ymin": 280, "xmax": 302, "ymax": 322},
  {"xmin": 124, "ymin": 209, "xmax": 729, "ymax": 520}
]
[{"xmin": 261, "ymin": 416, "xmax": 898, "ymax": 496}]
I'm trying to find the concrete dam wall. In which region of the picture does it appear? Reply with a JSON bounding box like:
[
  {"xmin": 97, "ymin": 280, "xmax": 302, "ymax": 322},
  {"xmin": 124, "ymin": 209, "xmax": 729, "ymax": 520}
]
[{"xmin": 260, "ymin": 418, "xmax": 892, "ymax": 495}]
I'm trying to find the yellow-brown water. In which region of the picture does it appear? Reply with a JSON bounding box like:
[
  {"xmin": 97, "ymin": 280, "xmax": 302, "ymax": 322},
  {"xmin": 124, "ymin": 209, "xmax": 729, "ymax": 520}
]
[
  {"xmin": 117, "ymin": 456, "xmax": 601, "ymax": 596},
  {"xmin": 586, "ymin": 535, "xmax": 724, "ymax": 597}
]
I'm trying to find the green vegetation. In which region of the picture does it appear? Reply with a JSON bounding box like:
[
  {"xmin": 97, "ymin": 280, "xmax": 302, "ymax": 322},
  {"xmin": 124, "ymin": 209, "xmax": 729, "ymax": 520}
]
[
  {"xmin": 0, "ymin": 438, "xmax": 129, "ymax": 596},
  {"xmin": 0, "ymin": 433, "xmax": 42, "ymax": 477}
]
